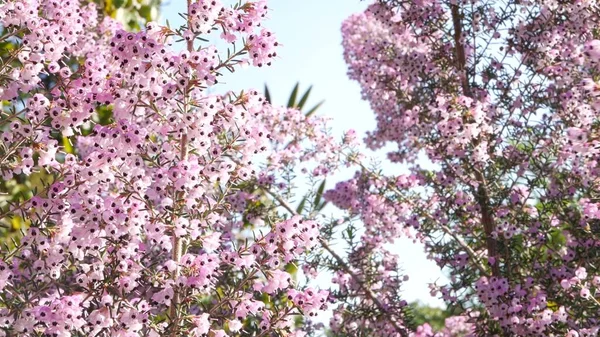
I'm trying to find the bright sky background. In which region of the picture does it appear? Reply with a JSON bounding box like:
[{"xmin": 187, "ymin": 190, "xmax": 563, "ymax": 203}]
[{"xmin": 160, "ymin": 0, "xmax": 446, "ymax": 307}]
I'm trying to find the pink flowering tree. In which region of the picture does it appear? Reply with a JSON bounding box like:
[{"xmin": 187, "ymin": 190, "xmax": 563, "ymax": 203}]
[
  {"xmin": 6, "ymin": 0, "xmax": 600, "ymax": 336},
  {"xmin": 0, "ymin": 0, "xmax": 348, "ymax": 336},
  {"xmin": 323, "ymin": 0, "xmax": 600, "ymax": 336}
]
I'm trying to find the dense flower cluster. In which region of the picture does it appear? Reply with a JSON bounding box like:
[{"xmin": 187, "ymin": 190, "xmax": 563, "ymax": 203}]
[
  {"xmin": 0, "ymin": 0, "xmax": 338, "ymax": 336},
  {"xmin": 327, "ymin": 0, "xmax": 600, "ymax": 336}
]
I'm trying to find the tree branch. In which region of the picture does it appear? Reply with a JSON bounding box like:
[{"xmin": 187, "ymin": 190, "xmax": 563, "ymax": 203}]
[
  {"xmin": 169, "ymin": 0, "xmax": 193, "ymax": 334},
  {"xmin": 264, "ymin": 187, "xmax": 410, "ymax": 337},
  {"xmin": 451, "ymin": 4, "xmax": 499, "ymax": 277}
]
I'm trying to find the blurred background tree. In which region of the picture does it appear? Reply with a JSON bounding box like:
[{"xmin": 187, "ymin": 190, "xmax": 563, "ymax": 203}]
[
  {"xmin": 94, "ymin": 0, "xmax": 161, "ymax": 30},
  {"xmin": 409, "ymin": 301, "xmax": 452, "ymax": 332}
]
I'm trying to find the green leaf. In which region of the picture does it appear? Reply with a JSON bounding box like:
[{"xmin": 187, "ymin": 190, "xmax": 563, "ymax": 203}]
[
  {"xmin": 139, "ymin": 5, "xmax": 154, "ymax": 21},
  {"xmin": 62, "ymin": 136, "xmax": 74, "ymax": 154},
  {"xmin": 113, "ymin": 0, "xmax": 126, "ymax": 8},
  {"xmin": 104, "ymin": 0, "xmax": 113, "ymax": 14},
  {"xmin": 317, "ymin": 201, "xmax": 328, "ymax": 212},
  {"xmin": 548, "ymin": 227, "xmax": 566, "ymax": 249},
  {"xmin": 287, "ymin": 82, "xmax": 299, "ymax": 108},
  {"xmin": 264, "ymin": 84, "xmax": 271, "ymax": 104},
  {"xmin": 297, "ymin": 85, "xmax": 312, "ymax": 111},
  {"xmin": 11, "ymin": 216, "xmax": 21, "ymax": 230},
  {"xmin": 296, "ymin": 195, "xmax": 307, "ymax": 215},
  {"xmin": 284, "ymin": 262, "xmax": 298, "ymax": 276},
  {"xmin": 305, "ymin": 100, "xmax": 324, "ymax": 117},
  {"xmin": 313, "ymin": 180, "xmax": 326, "ymax": 209},
  {"xmin": 345, "ymin": 226, "xmax": 355, "ymax": 241}
]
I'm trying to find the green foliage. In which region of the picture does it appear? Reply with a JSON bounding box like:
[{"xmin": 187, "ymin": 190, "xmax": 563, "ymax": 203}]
[
  {"xmin": 313, "ymin": 179, "xmax": 328, "ymax": 212},
  {"xmin": 409, "ymin": 301, "xmax": 451, "ymax": 332},
  {"xmin": 274, "ymin": 82, "xmax": 325, "ymax": 117},
  {"xmin": 0, "ymin": 170, "xmax": 54, "ymax": 246},
  {"xmin": 95, "ymin": 0, "xmax": 161, "ymax": 30}
]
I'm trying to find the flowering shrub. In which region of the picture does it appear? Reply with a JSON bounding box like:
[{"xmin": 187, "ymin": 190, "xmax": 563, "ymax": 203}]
[
  {"xmin": 325, "ymin": 0, "xmax": 600, "ymax": 336},
  {"xmin": 0, "ymin": 0, "xmax": 344, "ymax": 336},
  {"xmin": 6, "ymin": 0, "xmax": 600, "ymax": 336}
]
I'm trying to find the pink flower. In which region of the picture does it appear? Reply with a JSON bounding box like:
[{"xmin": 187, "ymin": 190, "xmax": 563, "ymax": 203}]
[
  {"xmin": 580, "ymin": 287, "xmax": 591, "ymax": 299},
  {"xmin": 191, "ymin": 313, "xmax": 211, "ymax": 336},
  {"xmin": 228, "ymin": 319, "xmax": 243, "ymax": 332}
]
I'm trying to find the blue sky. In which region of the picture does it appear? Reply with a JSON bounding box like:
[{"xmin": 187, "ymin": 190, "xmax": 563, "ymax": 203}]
[{"xmin": 160, "ymin": 0, "xmax": 446, "ymax": 307}]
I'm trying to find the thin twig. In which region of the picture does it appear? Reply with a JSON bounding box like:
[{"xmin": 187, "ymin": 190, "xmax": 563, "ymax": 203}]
[
  {"xmin": 347, "ymin": 156, "xmax": 491, "ymax": 277},
  {"xmin": 169, "ymin": 0, "xmax": 193, "ymax": 334},
  {"xmin": 451, "ymin": 3, "xmax": 499, "ymax": 277},
  {"xmin": 263, "ymin": 188, "xmax": 410, "ymax": 337}
]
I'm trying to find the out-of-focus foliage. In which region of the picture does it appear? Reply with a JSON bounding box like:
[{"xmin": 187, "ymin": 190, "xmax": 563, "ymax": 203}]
[
  {"xmin": 90, "ymin": 0, "xmax": 161, "ymax": 30},
  {"xmin": 409, "ymin": 301, "xmax": 452, "ymax": 332},
  {"xmin": 265, "ymin": 82, "xmax": 324, "ymax": 117},
  {"xmin": 0, "ymin": 170, "xmax": 54, "ymax": 248}
]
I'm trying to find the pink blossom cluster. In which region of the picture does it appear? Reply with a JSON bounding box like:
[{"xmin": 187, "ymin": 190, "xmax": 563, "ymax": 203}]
[
  {"xmin": 0, "ymin": 0, "xmax": 336, "ymax": 336},
  {"xmin": 326, "ymin": 0, "xmax": 600, "ymax": 335},
  {"xmin": 329, "ymin": 245, "xmax": 414, "ymax": 336},
  {"xmin": 324, "ymin": 172, "xmax": 416, "ymax": 242},
  {"xmin": 10, "ymin": 0, "xmax": 600, "ymax": 335}
]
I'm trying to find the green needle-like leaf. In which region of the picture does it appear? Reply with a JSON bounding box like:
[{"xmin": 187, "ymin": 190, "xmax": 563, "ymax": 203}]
[
  {"xmin": 305, "ymin": 100, "xmax": 324, "ymax": 117},
  {"xmin": 264, "ymin": 84, "xmax": 272, "ymax": 103},
  {"xmin": 287, "ymin": 82, "xmax": 299, "ymax": 108},
  {"xmin": 297, "ymin": 85, "xmax": 312, "ymax": 111},
  {"xmin": 313, "ymin": 179, "xmax": 326, "ymax": 209}
]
